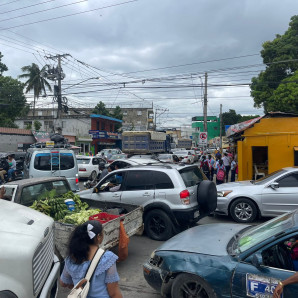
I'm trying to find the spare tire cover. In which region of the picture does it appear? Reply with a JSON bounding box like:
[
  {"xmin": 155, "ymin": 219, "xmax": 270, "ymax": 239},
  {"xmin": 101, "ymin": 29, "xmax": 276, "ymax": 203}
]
[{"xmin": 197, "ymin": 180, "xmax": 217, "ymax": 215}]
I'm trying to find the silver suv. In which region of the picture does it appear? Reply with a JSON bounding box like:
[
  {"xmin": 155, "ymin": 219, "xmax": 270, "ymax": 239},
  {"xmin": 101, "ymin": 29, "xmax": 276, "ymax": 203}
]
[{"xmin": 79, "ymin": 164, "xmax": 217, "ymax": 240}]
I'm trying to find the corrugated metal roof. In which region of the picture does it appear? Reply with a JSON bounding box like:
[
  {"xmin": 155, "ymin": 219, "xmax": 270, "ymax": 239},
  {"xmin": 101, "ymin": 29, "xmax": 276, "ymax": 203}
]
[{"xmin": 90, "ymin": 114, "xmax": 122, "ymax": 123}]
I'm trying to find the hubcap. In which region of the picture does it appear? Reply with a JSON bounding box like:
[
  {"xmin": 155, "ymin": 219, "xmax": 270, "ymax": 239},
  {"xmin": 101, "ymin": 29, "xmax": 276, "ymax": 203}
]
[
  {"xmin": 179, "ymin": 281, "xmax": 208, "ymax": 298},
  {"xmin": 149, "ymin": 216, "xmax": 166, "ymax": 235},
  {"xmin": 234, "ymin": 202, "xmax": 253, "ymax": 220}
]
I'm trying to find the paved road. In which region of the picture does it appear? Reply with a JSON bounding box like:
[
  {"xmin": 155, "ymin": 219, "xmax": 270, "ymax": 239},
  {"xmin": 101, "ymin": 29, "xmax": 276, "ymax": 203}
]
[{"xmin": 57, "ymin": 211, "xmax": 268, "ymax": 298}]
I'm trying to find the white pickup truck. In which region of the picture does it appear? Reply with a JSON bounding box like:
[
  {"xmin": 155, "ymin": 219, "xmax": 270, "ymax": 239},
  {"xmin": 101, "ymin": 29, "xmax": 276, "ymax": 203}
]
[
  {"xmin": 0, "ymin": 199, "xmax": 60, "ymax": 298},
  {"xmin": 2, "ymin": 177, "xmax": 143, "ymax": 260}
]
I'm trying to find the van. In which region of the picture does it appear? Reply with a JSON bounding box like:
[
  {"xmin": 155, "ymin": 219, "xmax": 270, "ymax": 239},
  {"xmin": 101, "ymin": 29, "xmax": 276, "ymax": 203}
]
[{"xmin": 23, "ymin": 148, "xmax": 79, "ymax": 192}]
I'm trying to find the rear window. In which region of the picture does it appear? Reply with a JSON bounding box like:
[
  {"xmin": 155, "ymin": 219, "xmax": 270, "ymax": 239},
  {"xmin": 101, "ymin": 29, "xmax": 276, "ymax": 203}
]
[
  {"xmin": 34, "ymin": 152, "xmax": 75, "ymax": 171},
  {"xmin": 20, "ymin": 180, "xmax": 71, "ymax": 206},
  {"xmin": 77, "ymin": 158, "xmax": 91, "ymax": 165},
  {"xmin": 179, "ymin": 167, "xmax": 204, "ymax": 187}
]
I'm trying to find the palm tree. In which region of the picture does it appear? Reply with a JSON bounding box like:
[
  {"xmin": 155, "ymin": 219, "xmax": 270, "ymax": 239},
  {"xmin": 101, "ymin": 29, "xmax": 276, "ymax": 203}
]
[{"xmin": 19, "ymin": 63, "xmax": 52, "ymax": 116}]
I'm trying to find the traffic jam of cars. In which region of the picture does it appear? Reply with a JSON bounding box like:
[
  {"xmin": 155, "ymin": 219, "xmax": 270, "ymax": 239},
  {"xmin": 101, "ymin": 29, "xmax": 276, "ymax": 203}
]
[{"xmin": 2, "ymin": 134, "xmax": 298, "ymax": 298}]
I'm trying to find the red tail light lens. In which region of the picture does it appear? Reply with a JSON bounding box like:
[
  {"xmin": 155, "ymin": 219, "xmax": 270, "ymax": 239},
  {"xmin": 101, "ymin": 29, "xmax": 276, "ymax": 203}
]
[
  {"xmin": 180, "ymin": 190, "xmax": 190, "ymax": 205},
  {"xmin": 79, "ymin": 168, "xmax": 86, "ymax": 171},
  {"xmin": 75, "ymin": 174, "xmax": 79, "ymax": 184}
]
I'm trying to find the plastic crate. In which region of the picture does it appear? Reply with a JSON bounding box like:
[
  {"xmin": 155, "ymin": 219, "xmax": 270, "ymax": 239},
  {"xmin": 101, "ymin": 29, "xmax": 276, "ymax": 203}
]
[{"xmin": 89, "ymin": 212, "xmax": 120, "ymax": 224}]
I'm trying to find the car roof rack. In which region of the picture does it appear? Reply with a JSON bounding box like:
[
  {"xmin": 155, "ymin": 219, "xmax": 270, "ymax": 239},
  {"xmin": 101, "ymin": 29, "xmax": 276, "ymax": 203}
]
[{"xmin": 30, "ymin": 133, "xmax": 71, "ymax": 149}]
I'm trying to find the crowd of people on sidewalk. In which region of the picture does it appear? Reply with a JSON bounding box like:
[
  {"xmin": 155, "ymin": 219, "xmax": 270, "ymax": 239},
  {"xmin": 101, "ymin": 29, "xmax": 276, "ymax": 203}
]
[{"xmin": 200, "ymin": 149, "xmax": 238, "ymax": 185}]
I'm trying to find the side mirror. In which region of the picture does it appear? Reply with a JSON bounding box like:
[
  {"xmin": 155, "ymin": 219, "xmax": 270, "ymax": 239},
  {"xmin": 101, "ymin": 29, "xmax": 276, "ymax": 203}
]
[
  {"xmin": 270, "ymin": 182, "xmax": 279, "ymax": 189},
  {"xmin": 252, "ymin": 253, "xmax": 263, "ymax": 269}
]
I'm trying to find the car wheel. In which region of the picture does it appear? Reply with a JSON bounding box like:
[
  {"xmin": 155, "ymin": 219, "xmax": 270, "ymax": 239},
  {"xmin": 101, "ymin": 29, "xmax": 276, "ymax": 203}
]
[
  {"xmin": 144, "ymin": 209, "xmax": 174, "ymax": 241},
  {"xmin": 229, "ymin": 198, "xmax": 258, "ymax": 223},
  {"xmin": 90, "ymin": 171, "xmax": 97, "ymax": 180},
  {"xmin": 171, "ymin": 273, "xmax": 216, "ymax": 298}
]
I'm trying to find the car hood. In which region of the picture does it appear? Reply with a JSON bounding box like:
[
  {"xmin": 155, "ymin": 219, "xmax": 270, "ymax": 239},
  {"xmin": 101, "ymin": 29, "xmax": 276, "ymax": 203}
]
[
  {"xmin": 216, "ymin": 180, "xmax": 255, "ymax": 190},
  {"xmin": 157, "ymin": 223, "xmax": 249, "ymax": 256}
]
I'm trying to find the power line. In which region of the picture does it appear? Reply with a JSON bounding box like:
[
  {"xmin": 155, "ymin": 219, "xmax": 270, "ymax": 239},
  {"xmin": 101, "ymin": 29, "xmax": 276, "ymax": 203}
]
[
  {"xmin": 0, "ymin": 0, "xmax": 88, "ymax": 23},
  {"xmin": 0, "ymin": 0, "xmax": 23, "ymax": 7},
  {"xmin": 0, "ymin": 0, "xmax": 59, "ymax": 14},
  {"xmin": 0, "ymin": 0, "xmax": 139, "ymax": 30}
]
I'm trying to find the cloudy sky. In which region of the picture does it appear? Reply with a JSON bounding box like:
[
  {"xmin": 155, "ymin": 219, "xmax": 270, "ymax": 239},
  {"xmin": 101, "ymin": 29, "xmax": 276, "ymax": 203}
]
[{"xmin": 1, "ymin": 0, "xmax": 297, "ymax": 127}]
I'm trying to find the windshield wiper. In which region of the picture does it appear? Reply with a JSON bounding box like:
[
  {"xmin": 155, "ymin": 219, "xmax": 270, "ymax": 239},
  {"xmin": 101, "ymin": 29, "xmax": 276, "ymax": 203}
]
[{"xmin": 250, "ymin": 180, "xmax": 255, "ymax": 184}]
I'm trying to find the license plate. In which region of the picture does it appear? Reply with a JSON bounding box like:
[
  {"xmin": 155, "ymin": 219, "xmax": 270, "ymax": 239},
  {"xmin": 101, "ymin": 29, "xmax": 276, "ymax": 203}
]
[
  {"xmin": 246, "ymin": 274, "xmax": 282, "ymax": 298},
  {"xmin": 194, "ymin": 210, "xmax": 200, "ymax": 218}
]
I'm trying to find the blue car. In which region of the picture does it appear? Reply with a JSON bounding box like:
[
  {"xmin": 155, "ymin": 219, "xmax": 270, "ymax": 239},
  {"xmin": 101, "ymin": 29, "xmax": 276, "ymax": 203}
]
[{"xmin": 143, "ymin": 211, "xmax": 298, "ymax": 297}]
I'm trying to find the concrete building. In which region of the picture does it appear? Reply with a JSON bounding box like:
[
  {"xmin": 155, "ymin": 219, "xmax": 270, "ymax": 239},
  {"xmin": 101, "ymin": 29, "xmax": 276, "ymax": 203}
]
[{"xmin": 0, "ymin": 127, "xmax": 35, "ymax": 152}]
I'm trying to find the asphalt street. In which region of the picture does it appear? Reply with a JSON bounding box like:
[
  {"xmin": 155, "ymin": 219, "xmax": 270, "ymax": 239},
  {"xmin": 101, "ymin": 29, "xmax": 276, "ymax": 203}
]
[{"xmin": 56, "ymin": 197, "xmax": 268, "ymax": 298}]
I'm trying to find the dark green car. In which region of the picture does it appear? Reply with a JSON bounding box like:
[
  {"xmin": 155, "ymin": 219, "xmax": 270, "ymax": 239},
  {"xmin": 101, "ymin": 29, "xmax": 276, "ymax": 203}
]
[{"xmin": 144, "ymin": 211, "xmax": 298, "ymax": 297}]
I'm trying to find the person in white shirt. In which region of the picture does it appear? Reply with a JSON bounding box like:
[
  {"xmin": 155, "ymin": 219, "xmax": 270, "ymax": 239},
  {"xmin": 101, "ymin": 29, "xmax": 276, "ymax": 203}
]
[
  {"xmin": 230, "ymin": 158, "xmax": 237, "ymax": 182},
  {"xmin": 222, "ymin": 153, "xmax": 231, "ymax": 182}
]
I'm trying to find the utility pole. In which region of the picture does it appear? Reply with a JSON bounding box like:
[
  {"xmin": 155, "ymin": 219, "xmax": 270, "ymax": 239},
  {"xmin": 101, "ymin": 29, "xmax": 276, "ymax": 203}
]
[
  {"xmin": 44, "ymin": 53, "xmax": 70, "ymax": 123},
  {"xmin": 203, "ymin": 72, "xmax": 208, "ymax": 132},
  {"xmin": 154, "ymin": 107, "xmax": 169, "ymax": 131},
  {"xmin": 220, "ymin": 104, "xmax": 223, "ymax": 153}
]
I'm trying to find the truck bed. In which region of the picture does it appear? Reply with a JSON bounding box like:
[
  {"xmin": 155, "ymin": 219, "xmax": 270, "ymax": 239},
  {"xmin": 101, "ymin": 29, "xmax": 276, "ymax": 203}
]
[{"xmin": 54, "ymin": 200, "xmax": 143, "ymax": 259}]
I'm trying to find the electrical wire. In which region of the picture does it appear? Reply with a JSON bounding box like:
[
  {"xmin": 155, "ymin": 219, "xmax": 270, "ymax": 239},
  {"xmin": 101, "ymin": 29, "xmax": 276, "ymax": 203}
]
[{"xmin": 0, "ymin": 0, "xmax": 139, "ymax": 30}]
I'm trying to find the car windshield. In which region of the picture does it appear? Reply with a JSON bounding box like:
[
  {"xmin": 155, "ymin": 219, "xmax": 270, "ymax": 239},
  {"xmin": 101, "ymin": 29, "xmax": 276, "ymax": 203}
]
[
  {"xmin": 77, "ymin": 158, "xmax": 91, "ymax": 164},
  {"xmin": 254, "ymin": 169, "xmax": 287, "ymax": 185},
  {"xmin": 235, "ymin": 212, "xmax": 294, "ymax": 253}
]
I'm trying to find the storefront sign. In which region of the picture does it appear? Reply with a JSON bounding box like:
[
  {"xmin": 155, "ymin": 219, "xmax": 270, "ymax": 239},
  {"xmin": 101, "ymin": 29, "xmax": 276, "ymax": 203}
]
[{"xmin": 89, "ymin": 130, "xmax": 121, "ymax": 140}]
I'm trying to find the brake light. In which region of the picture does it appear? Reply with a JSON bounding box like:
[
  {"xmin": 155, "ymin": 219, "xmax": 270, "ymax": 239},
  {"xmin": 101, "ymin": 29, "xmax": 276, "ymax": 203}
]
[
  {"xmin": 75, "ymin": 174, "xmax": 79, "ymax": 184},
  {"xmin": 79, "ymin": 168, "xmax": 86, "ymax": 171},
  {"xmin": 180, "ymin": 190, "xmax": 190, "ymax": 205}
]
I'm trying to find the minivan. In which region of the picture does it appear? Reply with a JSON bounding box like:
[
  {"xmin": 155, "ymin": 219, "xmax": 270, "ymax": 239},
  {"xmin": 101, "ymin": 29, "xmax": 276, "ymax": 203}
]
[{"xmin": 23, "ymin": 148, "xmax": 79, "ymax": 191}]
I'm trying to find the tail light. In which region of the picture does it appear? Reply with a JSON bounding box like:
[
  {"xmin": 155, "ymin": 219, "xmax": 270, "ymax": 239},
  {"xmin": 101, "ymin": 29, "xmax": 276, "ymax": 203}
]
[
  {"xmin": 180, "ymin": 190, "xmax": 190, "ymax": 205},
  {"xmin": 75, "ymin": 174, "xmax": 79, "ymax": 184},
  {"xmin": 79, "ymin": 168, "xmax": 86, "ymax": 171}
]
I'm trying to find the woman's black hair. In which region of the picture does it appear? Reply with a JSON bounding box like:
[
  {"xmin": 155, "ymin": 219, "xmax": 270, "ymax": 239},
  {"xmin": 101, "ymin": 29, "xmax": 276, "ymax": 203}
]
[
  {"xmin": 108, "ymin": 164, "xmax": 115, "ymax": 171},
  {"xmin": 68, "ymin": 220, "xmax": 103, "ymax": 264}
]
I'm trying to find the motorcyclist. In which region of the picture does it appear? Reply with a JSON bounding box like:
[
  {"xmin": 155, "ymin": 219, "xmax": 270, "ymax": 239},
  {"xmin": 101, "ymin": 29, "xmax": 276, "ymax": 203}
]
[{"xmin": 0, "ymin": 156, "xmax": 9, "ymax": 184}]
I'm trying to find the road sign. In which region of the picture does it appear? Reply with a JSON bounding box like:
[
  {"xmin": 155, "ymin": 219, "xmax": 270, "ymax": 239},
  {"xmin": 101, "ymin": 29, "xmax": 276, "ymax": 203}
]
[{"xmin": 198, "ymin": 132, "xmax": 208, "ymax": 145}]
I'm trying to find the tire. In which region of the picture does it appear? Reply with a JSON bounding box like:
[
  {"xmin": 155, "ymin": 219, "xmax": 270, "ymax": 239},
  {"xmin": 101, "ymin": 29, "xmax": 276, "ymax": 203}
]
[
  {"xmin": 171, "ymin": 273, "xmax": 217, "ymax": 298},
  {"xmin": 90, "ymin": 170, "xmax": 97, "ymax": 180},
  {"xmin": 197, "ymin": 180, "xmax": 217, "ymax": 215},
  {"xmin": 144, "ymin": 209, "xmax": 174, "ymax": 241},
  {"xmin": 229, "ymin": 198, "xmax": 258, "ymax": 223}
]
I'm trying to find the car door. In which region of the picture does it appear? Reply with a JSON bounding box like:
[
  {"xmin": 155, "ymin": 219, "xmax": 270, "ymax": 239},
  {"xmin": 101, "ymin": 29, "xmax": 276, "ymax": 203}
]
[
  {"xmin": 261, "ymin": 172, "xmax": 298, "ymax": 216},
  {"xmin": 232, "ymin": 235, "xmax": 298, "ymax": 298},
  {"xmin": 120, "ymin": 170, "xmax": 155, "ymax": 205},
  {"xmin": 90, "ymin": 172, "xmax": 125, "ymax": 203}
]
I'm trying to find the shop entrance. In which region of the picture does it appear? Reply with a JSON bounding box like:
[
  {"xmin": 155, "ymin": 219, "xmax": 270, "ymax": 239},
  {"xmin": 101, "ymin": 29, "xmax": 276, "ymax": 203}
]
[
  {"xmin": 294, "ymin": 147, "xmax": 298, "ymax": 166},
  {"xmin": 252, "ymin": 146, "xmax": 268, "ymax": 179}
]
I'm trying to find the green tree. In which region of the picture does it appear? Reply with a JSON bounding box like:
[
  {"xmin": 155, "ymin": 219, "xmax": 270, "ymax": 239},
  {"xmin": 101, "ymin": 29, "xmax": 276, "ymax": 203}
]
[
  {"xmin": 34, "ymin": 120, "xmax": 42, "ymax": 131},
  {"xmin": 92, "ymin": 101, "xmax": 111, "ymax": 116},
  {"xmin": 251, "ymin": 15, "xmax": 298, "ymax": 113},
  {"xmin": 112, "ymin": 105, "xmax": 123, "ymax": 131},
  {"xmin": 0, "ymin": 52, "xmax": 8, "ymax": 76},
  {"xmin": 0, "ymin": 76, "xmax": 28, "ymax": 128},
  {"xmin": 222, "ymin": 109, "xmax": 242, "ymax": 131},
  {"xmin": 19, "ymin": 63, "xmax": 52, "ymax": 116},
  {"xmin": 240, "ymin": 115, "xmax": 260, "ymax": 122}
]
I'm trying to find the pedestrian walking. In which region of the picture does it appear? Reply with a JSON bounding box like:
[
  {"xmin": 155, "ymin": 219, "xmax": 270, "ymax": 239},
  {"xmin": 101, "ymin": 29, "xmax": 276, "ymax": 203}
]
[
  {"xmin": 230, "ymin": 158, "xmax": 237, "ymax": 182},
  {"xmin": 222, "ymin": 153, "xmax": 231, "ymax": 182},
  {"xmin": 208, "ymin": 154, "xmax": 215, "ymax": 181},
  {"xmin": 60, "ymin": 220, "xmax": 123, "ymax": 298},
  {"xmin": 216, "ymin": 159, "xmax": 226, "ymax": 185},
  {"xmin": 200, "ymin": 156, "xmax": 210, "ymax": 180}
]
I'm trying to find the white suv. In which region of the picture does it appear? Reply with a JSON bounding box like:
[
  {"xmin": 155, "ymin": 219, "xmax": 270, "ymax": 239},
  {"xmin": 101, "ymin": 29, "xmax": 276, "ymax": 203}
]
[
  {"xmin": 76, "ymin": 156, "xmax": 106, "ymax": 180},
  {"xmin": 79, "ymin": 164, "xmax": 217, "ymax": 240}
]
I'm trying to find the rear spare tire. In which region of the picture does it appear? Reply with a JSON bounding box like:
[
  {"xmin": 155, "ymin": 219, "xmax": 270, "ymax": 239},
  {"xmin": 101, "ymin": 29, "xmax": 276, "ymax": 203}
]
[{"xmin": 197, "ymin": 180, "xmax": 217, "ymax": 216}]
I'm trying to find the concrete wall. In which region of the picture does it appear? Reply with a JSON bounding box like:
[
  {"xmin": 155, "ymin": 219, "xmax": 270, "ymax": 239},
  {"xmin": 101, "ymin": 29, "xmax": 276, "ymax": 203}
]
[
  {"xmin": 15, "ymin": 117, "xmax": 91, "ymax": 138},
  {"xmin": 0, "ymin": 134, "xmax": 35, "ymax": 152}
]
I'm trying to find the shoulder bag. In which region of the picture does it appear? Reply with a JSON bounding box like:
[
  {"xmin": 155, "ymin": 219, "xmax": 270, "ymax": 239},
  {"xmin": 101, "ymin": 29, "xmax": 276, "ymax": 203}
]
[{"xmin": 67, "ymin": 248, "xmax": 105, "ymax": 298}]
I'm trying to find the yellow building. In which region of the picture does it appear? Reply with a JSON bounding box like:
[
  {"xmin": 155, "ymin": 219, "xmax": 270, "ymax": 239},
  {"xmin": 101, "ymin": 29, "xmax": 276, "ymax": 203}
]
[{"xmin": 227, "ymin": 113, "xmax": 298, "ymax": 181}]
